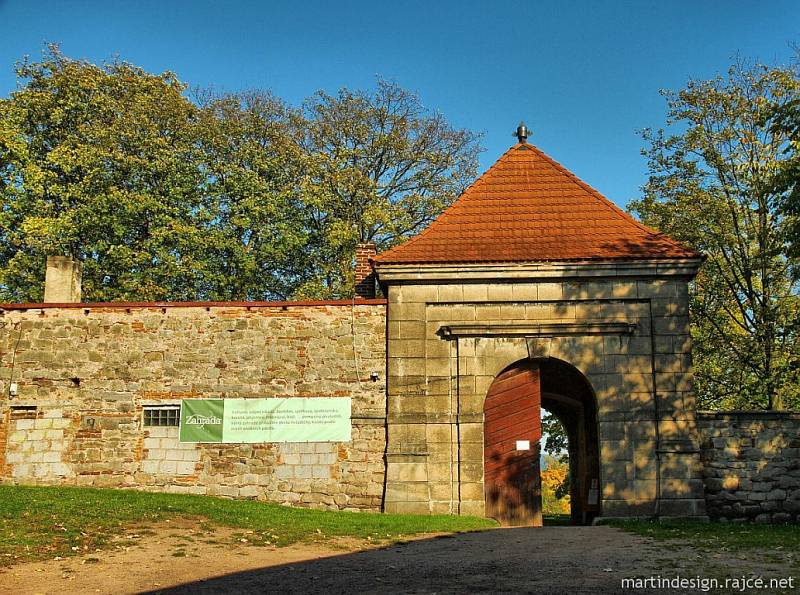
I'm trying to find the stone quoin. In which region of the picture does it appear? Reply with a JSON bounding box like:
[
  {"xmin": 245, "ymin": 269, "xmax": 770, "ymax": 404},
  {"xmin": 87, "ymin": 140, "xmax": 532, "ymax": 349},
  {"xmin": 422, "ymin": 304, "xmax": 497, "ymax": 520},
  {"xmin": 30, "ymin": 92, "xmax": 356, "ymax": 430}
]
[{"xmin": 2, "ymin": 137, "xmax": 792, "ymax": 524}]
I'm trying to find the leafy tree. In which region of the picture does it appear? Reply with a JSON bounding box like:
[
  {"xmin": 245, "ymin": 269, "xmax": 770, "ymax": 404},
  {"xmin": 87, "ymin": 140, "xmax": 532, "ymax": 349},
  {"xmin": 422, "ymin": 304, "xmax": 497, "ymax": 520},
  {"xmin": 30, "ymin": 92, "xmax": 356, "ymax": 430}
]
[
  {"xmin": 297, "ymin": 80, "xmax": 482, "ymax": 297},
  {"xmin": 541, "ymin": 455, "xmax": 570, "ymax": 516},
  {"xmin": 195, "ymin": 91, "xmax": 314, "ymax": 300},
  {"xmin": 630, "ymin": 59, "xmax": 800, "ymax": 410},
  {"xmin": 0, "ymin": 46, "xmax": 207, "ymax": 302},
  {"xmin": 768, "ymin": 91, "xmax": 800, "ymax": 259},
  {"xmin": 0, "ymin": 50, "xmax": 482, "ymax": 302},
  {"xmin": 542, "ymin": 411, "xmax": 569, "ymax": 461},
  {"xmin": 542, "ymin": 412, "xmax": 570, "ymax": 501}
]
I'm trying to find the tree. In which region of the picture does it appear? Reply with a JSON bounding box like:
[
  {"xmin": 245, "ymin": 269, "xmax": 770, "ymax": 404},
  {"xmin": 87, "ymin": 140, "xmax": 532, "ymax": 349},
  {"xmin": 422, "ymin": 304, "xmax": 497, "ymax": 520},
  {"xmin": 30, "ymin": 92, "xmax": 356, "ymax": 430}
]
[
  {"xmin": 297, "ymin": 80, "xmax": 482, "ymax": 297},
  {"xmin": 0, "ymin": 49, "xmax": 481, "ymax": 302},
  {"xmin": 542, "ymin": 411, "xmax": 568, "ymax": 462},
  {"xmin": 541, "ymin": 412, "xmax": 570, "ymax": 502},
  {"xmin": 541, "ymin": 456, "xmax": 571, "ymax": 515},
  {"xmin": 769, "ymin": 91, "xmax": 800, "ymax": 259},
  {"xmin": 195, "ymin": 91, "xmax": 314, "ymax": 300},
  {"xmin": 630, "ymin": 59, "xmax": 800, "ymax": 410},
  {"xmin": 0, "ymin": 46, "xmax": 207, "ymax": 302}
]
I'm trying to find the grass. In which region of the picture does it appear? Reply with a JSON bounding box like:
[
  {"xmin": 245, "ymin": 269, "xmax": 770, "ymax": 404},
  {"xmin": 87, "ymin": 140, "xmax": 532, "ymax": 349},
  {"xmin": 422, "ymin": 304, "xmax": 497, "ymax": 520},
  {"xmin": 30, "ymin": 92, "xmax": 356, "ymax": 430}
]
[
  {"xmin": 0, "ymin": 484, "xmax": 496, "ymax": 566},
  {"xmin": 606, "ymin": 519, "xmax": 800, "ymax": 552}
]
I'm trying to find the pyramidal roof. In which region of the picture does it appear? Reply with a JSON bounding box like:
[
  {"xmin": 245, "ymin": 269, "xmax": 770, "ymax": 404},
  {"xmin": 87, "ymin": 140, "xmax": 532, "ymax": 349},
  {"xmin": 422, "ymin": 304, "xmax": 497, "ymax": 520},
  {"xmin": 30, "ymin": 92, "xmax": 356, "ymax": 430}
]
[{"xmin": 374, "ymin": 143, "xmax": 698, "ymax": 265}]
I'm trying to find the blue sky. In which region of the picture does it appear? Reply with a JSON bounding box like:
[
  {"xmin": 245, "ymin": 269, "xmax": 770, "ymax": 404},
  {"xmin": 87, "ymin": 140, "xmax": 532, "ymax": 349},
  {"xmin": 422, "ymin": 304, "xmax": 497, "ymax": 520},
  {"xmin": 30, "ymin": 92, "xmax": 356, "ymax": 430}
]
[{"xmin": 0, "ymin": 0, "xmax": 797, "ymax": 208}]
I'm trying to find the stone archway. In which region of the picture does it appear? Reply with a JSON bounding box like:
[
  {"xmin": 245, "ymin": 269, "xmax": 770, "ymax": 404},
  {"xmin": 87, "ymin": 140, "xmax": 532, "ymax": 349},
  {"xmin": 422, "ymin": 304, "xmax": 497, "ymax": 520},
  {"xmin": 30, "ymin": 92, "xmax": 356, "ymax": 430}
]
[{"xmin": 481, "ymin": 357, "xmax": 601, "ymax": 527}]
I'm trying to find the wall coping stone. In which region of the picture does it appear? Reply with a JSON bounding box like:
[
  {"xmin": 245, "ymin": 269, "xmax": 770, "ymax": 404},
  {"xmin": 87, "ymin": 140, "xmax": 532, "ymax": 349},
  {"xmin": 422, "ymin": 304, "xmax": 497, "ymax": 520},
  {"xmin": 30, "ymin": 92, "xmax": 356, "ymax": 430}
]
[
  {"xmin": 698, "ymin": 411, "xmax": 800, "ymax": 422},
  {"xmin": 0, "ymin": 298, "xmax": 387, "ymax": 311}
]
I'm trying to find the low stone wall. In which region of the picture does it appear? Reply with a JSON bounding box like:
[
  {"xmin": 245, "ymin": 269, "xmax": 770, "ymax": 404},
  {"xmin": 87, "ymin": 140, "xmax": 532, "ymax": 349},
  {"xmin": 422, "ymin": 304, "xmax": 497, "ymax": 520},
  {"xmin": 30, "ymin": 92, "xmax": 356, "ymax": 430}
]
[
  {"xmin": 0, "ymin": 301, "xmax": 387, "ymax": 511},
  {"xmin": 698, "ymin": 412, "xmax": 800, "ymax": 523}
]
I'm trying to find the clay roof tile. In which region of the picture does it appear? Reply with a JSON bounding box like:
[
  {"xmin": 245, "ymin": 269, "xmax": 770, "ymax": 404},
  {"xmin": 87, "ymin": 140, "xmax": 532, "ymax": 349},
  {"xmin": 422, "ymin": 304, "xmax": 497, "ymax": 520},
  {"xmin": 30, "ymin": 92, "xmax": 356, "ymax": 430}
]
[{"xmin": 374, "ymin": 143, "xmax": 699, "ymax": 265}]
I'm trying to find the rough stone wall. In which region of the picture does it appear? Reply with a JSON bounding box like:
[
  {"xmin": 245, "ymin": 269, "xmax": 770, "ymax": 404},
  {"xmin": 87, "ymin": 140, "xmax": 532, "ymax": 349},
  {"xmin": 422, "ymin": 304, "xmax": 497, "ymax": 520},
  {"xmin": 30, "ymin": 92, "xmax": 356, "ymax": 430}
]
[
  {"xmin": 384, "ymin": 276, "xmax": 706, "ymax": 519},
  {"xmin": 698, "ymin": 412, "xmax": 800, "ymax": 523},
  {"xmin": 0, "ymin": 302, "xmax": 387, "ymax": 511}
]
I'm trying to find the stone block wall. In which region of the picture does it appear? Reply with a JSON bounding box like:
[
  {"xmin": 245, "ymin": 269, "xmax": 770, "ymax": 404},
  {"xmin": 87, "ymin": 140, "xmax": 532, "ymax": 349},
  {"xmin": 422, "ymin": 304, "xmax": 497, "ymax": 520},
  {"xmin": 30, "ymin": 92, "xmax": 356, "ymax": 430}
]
[
  {"xmin": 382, "ymin": 272, "xmax": 706, "ymax": 519},
  {"xmin": 0, "ymin": 301, "xmax": 387, "ymax": 511},
  {"xmin": 4, "ymin": 408, "xmax": 72, "ymax": 478},
  {"xmin": 698, "ymin": 412, "xmax": 800, "ymax": 523},
  {"xmin": 142, "ymin": 426, "xmax": 201, "ymax": 476}
]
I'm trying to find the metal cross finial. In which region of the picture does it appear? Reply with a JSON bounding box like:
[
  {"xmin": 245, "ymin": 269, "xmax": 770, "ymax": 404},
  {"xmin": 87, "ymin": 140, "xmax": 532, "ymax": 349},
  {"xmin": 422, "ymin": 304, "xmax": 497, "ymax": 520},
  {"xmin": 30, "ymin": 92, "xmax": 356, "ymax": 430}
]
[{"xmin": 514, "ymin": 121, "xmax": 530, "ymax": 144}]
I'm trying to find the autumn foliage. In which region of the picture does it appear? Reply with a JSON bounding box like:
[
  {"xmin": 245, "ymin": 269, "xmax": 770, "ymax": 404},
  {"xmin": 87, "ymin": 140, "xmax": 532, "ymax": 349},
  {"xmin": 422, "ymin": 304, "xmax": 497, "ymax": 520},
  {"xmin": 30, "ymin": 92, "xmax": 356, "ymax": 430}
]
[{"xmin": 541, "ymin": 457, "xmax": 570, "ymax": 515}]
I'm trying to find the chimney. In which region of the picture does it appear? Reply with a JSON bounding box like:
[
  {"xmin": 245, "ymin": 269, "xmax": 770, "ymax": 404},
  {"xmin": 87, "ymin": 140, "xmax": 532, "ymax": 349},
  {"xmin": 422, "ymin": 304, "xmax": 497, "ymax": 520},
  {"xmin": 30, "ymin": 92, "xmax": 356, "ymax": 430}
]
[
  {"xmin": 44, "ymin": 256, "xmax": 83, "ymax": 303},
  {"xmin": 354, "ymin": 243, "xmax": 377, "ymax": 299}
]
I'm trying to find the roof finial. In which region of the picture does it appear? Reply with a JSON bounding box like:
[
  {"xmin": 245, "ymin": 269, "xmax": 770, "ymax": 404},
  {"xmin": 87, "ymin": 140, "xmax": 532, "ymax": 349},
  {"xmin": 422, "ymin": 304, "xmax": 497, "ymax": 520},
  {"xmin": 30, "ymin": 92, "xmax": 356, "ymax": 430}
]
[{"xmin": 514, "ymin": 121, "xmax": 530, "ymax": 144}]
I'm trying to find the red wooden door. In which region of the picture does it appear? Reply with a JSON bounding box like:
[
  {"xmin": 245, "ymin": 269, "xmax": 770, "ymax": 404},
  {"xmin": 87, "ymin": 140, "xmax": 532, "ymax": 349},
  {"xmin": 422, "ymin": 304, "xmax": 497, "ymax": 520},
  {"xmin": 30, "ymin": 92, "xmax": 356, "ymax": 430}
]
[{"xmin": 483, "ymin": 362, "xmax": 542, "ymax": 526}]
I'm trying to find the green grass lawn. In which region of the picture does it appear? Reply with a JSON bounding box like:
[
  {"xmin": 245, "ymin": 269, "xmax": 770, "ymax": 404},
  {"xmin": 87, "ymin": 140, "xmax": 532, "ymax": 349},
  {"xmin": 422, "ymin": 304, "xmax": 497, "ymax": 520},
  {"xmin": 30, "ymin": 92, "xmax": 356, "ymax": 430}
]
[
  {"xmin": 0, "ymin": 484, "xmax": 496, "ymax": 566},
  {"xmin": 607, "ymin": 519, "xmax": 800, "ymax": 552}
]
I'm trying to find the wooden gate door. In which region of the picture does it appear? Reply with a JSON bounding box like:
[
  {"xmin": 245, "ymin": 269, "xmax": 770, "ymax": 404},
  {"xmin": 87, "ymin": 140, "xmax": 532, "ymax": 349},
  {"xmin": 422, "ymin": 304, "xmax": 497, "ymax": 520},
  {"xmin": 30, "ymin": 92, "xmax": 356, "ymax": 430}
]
[{"xmin": 483, "ymin": 362, "xmax": 542, "ymax": 526}]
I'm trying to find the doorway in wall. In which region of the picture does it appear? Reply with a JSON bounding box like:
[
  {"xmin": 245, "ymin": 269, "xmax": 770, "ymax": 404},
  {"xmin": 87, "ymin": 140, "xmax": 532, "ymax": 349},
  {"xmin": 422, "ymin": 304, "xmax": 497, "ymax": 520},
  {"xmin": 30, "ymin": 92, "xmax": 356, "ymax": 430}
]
[{"xmin": 483, "ymin": 357, "xmax": 601, "ymax": 526}]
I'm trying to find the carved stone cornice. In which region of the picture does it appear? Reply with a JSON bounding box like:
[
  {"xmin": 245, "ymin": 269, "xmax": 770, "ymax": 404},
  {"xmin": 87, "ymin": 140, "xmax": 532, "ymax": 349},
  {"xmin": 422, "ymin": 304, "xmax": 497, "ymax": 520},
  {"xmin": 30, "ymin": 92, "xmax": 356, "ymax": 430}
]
[
  {"xmin": 375, "ymin": 258, "xmax": 703, "ymax": 283},
  {"xmin": 438, "ymin": 321, "xmax": 638, "ymax": 338}
]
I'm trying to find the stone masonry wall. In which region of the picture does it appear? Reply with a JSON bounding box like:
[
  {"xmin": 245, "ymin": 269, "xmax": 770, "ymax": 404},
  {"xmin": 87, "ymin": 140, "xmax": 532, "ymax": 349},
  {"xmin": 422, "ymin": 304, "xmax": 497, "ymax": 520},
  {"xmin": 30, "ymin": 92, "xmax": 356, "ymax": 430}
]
[
  {"xmin": 698, "ymin": 412, "xmax": 800, "ymax": 523},
  {"xmin": 0, "ymin": 302, "xmax": 387, "ymax": 511},
  {"xmin": 383, "ymin": 275, "xmax": 706, "ymax": 519}
]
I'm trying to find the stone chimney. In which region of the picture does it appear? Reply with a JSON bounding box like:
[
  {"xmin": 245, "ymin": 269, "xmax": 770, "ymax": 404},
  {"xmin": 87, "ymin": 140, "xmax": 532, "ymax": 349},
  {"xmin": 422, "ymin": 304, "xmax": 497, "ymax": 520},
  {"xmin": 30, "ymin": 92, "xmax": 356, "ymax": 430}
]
[
  {"xmin": 354, "ymin": 243, "xmax": 377, "ymax": 299},
  {"xmin": 44, "ymin": 256, "xmax": 83, "ymax": 303}
]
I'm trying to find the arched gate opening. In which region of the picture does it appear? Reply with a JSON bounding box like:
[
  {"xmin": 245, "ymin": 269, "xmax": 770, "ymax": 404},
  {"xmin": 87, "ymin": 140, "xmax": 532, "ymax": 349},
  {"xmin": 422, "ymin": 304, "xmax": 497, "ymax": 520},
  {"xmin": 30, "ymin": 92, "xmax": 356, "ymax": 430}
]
[{"xmin": 483, "ymin": 357, "xmax": 600, "ymax": 526}]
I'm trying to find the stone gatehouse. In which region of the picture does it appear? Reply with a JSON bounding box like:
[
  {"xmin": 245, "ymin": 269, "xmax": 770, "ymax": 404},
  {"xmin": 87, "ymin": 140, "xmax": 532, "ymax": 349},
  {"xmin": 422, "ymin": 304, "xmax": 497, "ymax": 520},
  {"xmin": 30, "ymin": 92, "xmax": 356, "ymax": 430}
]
[{"xmin": 1, "ymin": 136, "xmax": 751, "ymax": 524}]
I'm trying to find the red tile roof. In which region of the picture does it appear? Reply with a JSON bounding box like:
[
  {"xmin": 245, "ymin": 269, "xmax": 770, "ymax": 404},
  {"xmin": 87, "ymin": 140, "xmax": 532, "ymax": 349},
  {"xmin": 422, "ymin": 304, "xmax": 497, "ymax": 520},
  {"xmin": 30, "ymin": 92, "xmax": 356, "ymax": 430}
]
[{"xmin": 374, "ymin": 143, "xmax": 699, "ymax": 265}]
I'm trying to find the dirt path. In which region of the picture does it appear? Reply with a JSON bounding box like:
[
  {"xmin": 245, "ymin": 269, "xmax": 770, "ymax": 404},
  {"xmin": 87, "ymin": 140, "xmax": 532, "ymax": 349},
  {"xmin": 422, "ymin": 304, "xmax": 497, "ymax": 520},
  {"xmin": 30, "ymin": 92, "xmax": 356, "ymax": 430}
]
[
  {"xmin": 1, "ymin": 524, "xmax": 796, "ymax": 594},
  {"xmin": 0, "ymin": 520, "xmax": 356, "ymax": 595}
]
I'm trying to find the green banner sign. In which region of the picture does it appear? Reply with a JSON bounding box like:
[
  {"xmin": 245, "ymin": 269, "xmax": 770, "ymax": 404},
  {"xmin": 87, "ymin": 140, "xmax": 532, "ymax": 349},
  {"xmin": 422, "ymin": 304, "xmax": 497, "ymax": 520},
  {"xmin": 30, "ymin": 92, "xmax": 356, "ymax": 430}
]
[
  {"xmin": 179, "ymin": 399, "xmax": 224, "ymax": 442},
  {"xmin": 179, "ymin": 398, "xmax": 351, "ymax": 443}
]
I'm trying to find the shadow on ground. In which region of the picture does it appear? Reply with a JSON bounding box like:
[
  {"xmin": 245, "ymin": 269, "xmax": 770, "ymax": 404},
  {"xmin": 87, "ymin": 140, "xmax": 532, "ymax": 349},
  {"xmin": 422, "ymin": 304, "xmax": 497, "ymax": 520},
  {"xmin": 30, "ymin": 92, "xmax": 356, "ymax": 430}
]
[{"xmin": 147, "ymin": 526, "xmax": 667, "ymax": 595}]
